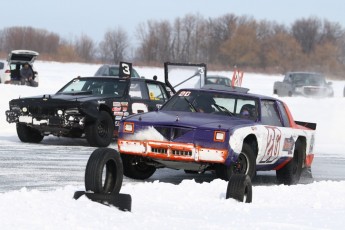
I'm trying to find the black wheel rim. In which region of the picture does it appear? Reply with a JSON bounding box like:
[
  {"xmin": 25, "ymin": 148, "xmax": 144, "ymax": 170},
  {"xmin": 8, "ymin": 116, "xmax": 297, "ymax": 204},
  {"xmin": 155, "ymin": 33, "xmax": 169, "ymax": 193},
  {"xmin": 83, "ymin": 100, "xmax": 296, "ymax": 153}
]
[
  {"xmin": 97, "ymin": 120, "xmax": 108, "ymax": 137},
  {"xmin": 233, "ymin": 153, "xmax": 248, "ymax": 174}
]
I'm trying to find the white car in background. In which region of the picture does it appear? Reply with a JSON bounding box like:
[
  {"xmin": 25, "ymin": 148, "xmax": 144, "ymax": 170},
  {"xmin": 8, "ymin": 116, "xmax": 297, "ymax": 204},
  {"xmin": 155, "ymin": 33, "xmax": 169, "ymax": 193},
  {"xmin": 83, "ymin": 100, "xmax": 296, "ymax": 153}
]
[{"xmin": 0, "ymin": 50, "xmax": 39, "ymax": 87}]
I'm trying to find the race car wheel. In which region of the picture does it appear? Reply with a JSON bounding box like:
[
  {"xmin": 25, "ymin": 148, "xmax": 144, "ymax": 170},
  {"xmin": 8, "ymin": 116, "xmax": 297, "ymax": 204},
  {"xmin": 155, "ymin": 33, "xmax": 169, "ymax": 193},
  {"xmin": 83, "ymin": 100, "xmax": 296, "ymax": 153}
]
[
  {"xmin": 276, "ymin": 140, "xmax": 303, "ymax": 185},
  {"xmin": 226, "ymin": 174, "xmax": 252, "ymax": 203},
  {"xmin": 215, "ymin": 143, "xmax": 256, "ymax": 181},
  {"xmin": 85, "ymin": 111, "xmax": 114, "ymax": 147},
  {"xmin": 121, "ymin": 154, "xmax": 156, "ymax": 180},
  {"xmin": 16, "ymin": 123, "xmax": 44, "ymax": 143},
  {"xmin": 85, "ymin": 148, "xmax": 123, "ymax": 195}
]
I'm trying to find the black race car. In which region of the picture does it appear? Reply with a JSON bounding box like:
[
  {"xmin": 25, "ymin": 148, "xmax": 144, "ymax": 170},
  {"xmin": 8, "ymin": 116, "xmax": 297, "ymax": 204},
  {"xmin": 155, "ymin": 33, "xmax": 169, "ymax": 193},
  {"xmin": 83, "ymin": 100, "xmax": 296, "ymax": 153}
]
[{"xmin": 5, "ymin": 62, "xmax": 174, "ymax": 147}]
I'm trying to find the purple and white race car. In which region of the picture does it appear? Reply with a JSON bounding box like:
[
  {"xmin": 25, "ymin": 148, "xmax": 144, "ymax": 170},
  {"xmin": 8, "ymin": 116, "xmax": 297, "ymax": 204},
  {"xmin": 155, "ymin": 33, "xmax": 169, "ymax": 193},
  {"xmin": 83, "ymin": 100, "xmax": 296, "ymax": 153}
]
[{"xmin": 117, "ymin": 74, "xmax": 317, "ymax": 185}]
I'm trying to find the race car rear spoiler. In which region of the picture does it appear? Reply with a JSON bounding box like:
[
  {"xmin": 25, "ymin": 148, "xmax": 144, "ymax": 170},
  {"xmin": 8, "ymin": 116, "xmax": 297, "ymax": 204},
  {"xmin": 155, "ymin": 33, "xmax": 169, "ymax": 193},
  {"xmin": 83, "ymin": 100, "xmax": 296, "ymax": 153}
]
[{"xmin": 295, "ymin": 121, "xmax": 317, "ymax": 130}]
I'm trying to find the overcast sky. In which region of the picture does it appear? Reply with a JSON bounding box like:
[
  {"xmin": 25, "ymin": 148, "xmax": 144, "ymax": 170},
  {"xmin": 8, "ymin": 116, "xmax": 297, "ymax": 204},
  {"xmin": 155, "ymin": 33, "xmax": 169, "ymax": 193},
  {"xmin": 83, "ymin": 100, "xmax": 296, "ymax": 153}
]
[{"xmin": 2, "ymin": 0, "xmax": 345, "ymax": 45}]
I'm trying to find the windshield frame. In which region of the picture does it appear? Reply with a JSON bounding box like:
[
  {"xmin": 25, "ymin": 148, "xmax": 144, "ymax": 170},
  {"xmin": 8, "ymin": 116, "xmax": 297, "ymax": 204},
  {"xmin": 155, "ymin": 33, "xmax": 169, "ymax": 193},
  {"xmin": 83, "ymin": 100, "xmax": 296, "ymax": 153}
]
[{"xmin": 57, "ymin": 77, "xmax": 130, "ymax": 97}]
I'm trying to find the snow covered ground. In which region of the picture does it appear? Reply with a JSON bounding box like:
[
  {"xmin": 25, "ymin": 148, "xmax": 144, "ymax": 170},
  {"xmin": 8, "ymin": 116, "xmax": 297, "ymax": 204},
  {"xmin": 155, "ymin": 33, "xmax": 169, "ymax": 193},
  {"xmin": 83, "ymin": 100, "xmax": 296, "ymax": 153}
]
[{"xmin": 0, "ymin": 61, "xmax": 345, "ymax": 229}]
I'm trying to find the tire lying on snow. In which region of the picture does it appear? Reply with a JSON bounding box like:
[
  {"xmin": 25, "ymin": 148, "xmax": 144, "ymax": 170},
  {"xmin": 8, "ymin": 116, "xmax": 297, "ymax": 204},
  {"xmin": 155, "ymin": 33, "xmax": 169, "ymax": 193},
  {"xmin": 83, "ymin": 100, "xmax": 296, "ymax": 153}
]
[
  {"xmin": 226, "ymin": 174, "xmax": 252, "ymax": 203},
  {"xmin": 74, "ymin": 191, "xmax": 132, "ymax": 212},
  {"xmin": 78, "ymin": 148, "xmax": 132, "ymax": 211},
  {"xmin": 85, "ymin": 148, "xmax": 123, "ymax": 195}
]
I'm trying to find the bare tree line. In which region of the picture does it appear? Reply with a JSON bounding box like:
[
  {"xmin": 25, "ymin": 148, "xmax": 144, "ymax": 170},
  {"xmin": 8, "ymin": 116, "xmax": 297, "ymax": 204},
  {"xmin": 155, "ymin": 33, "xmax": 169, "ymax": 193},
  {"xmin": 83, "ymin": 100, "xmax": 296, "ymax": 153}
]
[{"xmin": 1, "ymin": 13, "xmax": 345, "ymax": 79}]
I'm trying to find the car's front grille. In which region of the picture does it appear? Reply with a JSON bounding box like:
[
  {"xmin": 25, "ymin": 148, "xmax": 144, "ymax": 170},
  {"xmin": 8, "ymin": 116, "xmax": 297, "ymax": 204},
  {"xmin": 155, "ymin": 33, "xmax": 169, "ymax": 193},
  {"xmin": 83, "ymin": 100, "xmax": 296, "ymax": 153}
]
[
  {"xmin": 172, "ymin": 150, "xmax": 192, "ymax": 156},
  {"xmin": 151, "ymin": 147, "xmax": 168, "ymax": 154},
  {"xmin": 155, "ymin": 126, "xmax": 192, "ymax": 141},
  {"xmin": 304, "ymin": 87, "xmax": 326, "ymax": 96},
  {"xmin": 150, "ymin": 147, "xmax": 192, "ymax": 156},
  {"xmin": 28, "ymin": 106, "xmax": 55, "ymax": 116}
]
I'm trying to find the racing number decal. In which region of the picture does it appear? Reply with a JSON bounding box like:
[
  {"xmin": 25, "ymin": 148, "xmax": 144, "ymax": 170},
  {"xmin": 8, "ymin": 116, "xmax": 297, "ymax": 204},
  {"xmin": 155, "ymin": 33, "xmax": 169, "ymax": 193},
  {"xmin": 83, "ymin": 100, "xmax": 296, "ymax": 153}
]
[
  {"xmin": 119, "ymin": 62, "xmax": 132, "ymax": 78},
  {"xmin": 259, "ymin": 126, "xmax": 282, "ymax": 163},
  {"xmin": 179, "ymin": 91, "xmax": 191, "ymax": 96}
]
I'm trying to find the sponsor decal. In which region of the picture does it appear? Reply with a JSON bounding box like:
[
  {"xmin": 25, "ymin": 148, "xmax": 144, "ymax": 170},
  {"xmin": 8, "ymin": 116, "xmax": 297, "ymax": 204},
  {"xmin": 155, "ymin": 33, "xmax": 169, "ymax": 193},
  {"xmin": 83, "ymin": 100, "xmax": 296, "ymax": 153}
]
[
  {"xmin": 98, "ymin": 100, "xmax": 106, "ymax": 104},
  {"xmin": 122, "ymin": 106, "xmax": 128, "ymax": 112},
  {"xmin": 115, "ymin": 116, "xmax": 123, "ymax": 120},
  {"xmin": 112, "ymin": 107, "xmax": 122, "ymax": 112},
  {"xmin": 115, "ymin": 121, "xmax": 120, "ymax": 126},
  {"xmin": 114, "ymin": 112, "xmax": 124, "ymax": 116},
  {"xmin": 123, "ymin": 112, "xmax": 129, "ymax": 116},
  {"xmin": 283, "ymin": 136, "xmax": 295, "ymax": 155},
  {"xmin": 121, "ymin": 102, "xmax": 129, "ymax": 106},
  {"xmin": 113, "ymin": 102, "xmax": 121, "ymax": 106}
]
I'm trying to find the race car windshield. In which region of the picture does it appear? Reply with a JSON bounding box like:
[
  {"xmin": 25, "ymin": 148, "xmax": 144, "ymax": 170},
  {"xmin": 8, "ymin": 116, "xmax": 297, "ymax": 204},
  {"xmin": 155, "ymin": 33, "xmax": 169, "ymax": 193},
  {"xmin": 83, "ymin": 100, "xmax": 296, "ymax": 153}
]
[
  {"xmin": 161, "ymin": 90, "xmax": 258, "ymax": 120},
  {"xmin": 57, "ymin": 78, "xmax": 128, "ymax": 97}
]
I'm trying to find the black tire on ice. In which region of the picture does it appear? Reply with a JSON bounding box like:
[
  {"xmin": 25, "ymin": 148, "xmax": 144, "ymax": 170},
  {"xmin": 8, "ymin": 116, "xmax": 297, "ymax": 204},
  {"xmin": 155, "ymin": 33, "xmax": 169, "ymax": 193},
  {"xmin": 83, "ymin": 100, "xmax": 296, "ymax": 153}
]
[
  {"xmin": 215, "ymin": 143, "xmax": 256, "ymax": 181},
  {"xmin": 16, "ymin": 123, "xmax": 44, "ymax": 143},
  {"xmin": 121, "ymin": 154, "xmax": 156, "ymax": 180},
  {"xmin": 73, "ymin": 191, "xmax": 132, "ymax": 212},
  {"xmin": 226, "ymin": 174, "xmax": 252, "ymax": 203},
  {"xmin": 85, "ymin": 193, "xmax": 132, "ymax": 212},
  {"xmin": 85, "ymin": 111, "xmax": 114, "ymax": 147},
  {"xmin": 276, "ymin": 140, "xmax": 304, "ymax": 185},
  {"xmin": 85, "ymin": 148, "xmax": 123, "ymax": 195}
]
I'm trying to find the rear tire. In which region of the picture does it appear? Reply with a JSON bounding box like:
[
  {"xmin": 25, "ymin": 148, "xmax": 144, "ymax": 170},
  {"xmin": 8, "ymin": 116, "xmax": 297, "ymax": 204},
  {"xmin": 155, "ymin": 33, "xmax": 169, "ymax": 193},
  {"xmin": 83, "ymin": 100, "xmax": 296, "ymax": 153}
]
[
  {"xmin": 226, "ymin": 174, "xmax": 252, "ymax": 203},
  {"xmin": 215, "ymin": 143, "xmax": 256, "ymax": 181},
  {"xmin": 16, "ymin": 123, "xmax": 43, "ymax": 143},
  {"xmin": 85, "ymin": 148, "xmax": 123, "ymax": 195},
  {"xmin": 85, "ymin": 111, "xmax": 114, "ymax": 147},
  {"xmin": 276, "ymin": 140, "xmax": 303, "ymax": 185},
  {"xmin": 121, "ymin": 154, "xmax": 156, "ymax": 180}
]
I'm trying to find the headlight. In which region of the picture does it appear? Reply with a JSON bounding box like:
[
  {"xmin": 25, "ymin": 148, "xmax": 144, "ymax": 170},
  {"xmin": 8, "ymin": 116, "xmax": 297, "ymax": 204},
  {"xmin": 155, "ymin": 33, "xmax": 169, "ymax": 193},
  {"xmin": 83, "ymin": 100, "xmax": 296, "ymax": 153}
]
[
  {"xmin": 22, "ymin": 107, "xmax": 28, "ymax": 113},
  {"xmin": 57, "ymin": 110, "xmax": 63, "ymax": 115},
  {"xmin": 214, "ymin": 131, "xmax": 225, "ymax": 142},
  {"xmin": 124, "ymin": 122, "xmax": 134, "ymax": 133}
]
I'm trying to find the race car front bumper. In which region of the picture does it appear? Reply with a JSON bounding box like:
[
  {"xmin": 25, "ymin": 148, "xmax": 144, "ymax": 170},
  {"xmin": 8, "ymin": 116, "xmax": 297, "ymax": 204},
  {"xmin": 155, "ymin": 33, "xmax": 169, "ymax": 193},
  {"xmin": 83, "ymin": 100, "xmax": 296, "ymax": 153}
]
[{"xmin": 118, "ymin": 139, "xmax": 228, "ymax": 163}]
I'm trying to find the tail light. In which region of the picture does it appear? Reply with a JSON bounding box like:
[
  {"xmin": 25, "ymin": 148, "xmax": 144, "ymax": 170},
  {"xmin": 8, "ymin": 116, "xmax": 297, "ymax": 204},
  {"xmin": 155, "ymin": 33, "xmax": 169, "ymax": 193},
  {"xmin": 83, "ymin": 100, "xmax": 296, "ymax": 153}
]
[{"xmin": 5, "ymin": 70, "xmax": 10, "ymax": 73}]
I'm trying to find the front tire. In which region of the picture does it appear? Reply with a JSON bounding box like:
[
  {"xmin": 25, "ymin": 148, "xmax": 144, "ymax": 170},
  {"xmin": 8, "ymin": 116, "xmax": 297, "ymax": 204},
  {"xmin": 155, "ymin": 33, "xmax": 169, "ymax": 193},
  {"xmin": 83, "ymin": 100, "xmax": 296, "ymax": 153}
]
[
  {"xmin": 16, "ymin": 123, "xmax": 44, "ymax": 143},
  {"xmin": 215, "ymin": 143, "xmax": 256, "ymax": 181},
  {"xmin": 85, "ymin": 111, "xmax": 114, "ymax": 147},
  {"xmin": 85, "ymin": 148, "xmax": 123, "ymax": 195},
  {"xmin": 121, "ymin": 154, "xmax": 156, "ymax": 180},
  {"xmin": 276, "ymin": 140, "xmax": 303, "ymax": 185}
]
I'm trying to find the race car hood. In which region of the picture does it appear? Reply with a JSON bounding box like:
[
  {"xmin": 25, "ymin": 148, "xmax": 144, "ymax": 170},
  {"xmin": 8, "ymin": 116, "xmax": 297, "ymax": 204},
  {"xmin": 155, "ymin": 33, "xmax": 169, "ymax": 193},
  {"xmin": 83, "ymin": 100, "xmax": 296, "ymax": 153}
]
[
  {"xmin": 10, "ymin": 93, "xmax": 114, "ymax": 104},
  {"xmin": 125, "ymin": 110, "xmax": 254, "ymax": 129},
  {"xmin": 8, "ymin": 93, "xmax": 113, "ymax": 119}
]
